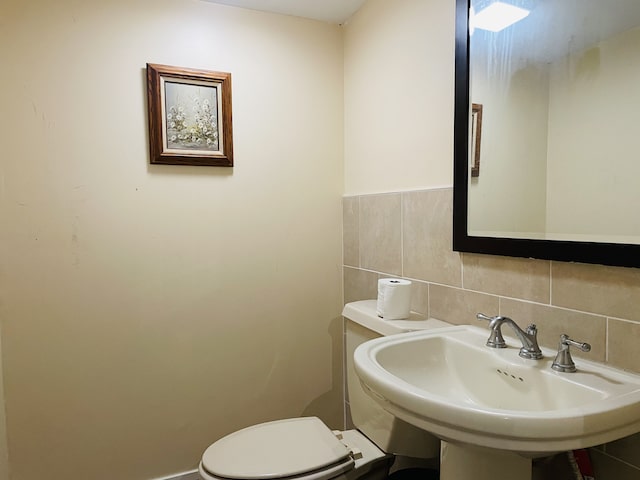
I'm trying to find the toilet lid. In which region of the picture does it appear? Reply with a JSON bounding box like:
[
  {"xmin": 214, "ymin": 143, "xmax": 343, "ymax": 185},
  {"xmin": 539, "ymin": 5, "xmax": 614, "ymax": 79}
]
[{"xmin": 201, "ymin": 417, "xmax": 354, "ymax": 479}]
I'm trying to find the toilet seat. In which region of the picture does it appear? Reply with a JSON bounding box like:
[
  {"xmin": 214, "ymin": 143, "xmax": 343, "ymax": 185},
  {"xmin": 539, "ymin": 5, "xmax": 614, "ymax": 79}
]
[{"xmin": 200, "ymin": 417, "xmax": 356, "ymax": 480}]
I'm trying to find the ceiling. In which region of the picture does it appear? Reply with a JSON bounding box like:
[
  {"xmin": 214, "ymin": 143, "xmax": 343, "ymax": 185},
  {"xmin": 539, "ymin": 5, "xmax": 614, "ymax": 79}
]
[{"xmin": 201, "ymin": 0, "xmax": 368, "ymax": 24}]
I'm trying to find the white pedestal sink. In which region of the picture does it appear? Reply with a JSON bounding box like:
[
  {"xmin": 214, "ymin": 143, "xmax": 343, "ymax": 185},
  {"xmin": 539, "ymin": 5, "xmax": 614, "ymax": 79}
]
[{"xmin": 354, "ymin": 325, "xmax": 640, "ymax": 480}]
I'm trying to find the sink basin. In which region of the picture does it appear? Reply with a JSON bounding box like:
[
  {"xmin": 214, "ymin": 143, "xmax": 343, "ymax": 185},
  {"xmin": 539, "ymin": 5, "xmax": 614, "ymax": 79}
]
[{"xmin": 354, "ymin": 324, "xmax": 640, "ymax": 455}]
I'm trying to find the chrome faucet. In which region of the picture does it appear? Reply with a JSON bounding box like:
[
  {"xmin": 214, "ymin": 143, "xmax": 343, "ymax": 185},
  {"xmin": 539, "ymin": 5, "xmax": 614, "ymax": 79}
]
[
  {"xmin": 551, "ymin": 334, "xmax": 591, "ymax": 372},
  {"xmin": 476, "ymin": 314, "xmax": 544, "ymax": 360}
]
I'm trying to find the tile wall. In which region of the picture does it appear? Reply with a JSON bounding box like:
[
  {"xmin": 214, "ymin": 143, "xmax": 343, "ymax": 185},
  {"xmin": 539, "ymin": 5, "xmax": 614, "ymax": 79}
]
[{"xmin": 343, "ymin": 187, "xmax": 640, "ymax": 479}]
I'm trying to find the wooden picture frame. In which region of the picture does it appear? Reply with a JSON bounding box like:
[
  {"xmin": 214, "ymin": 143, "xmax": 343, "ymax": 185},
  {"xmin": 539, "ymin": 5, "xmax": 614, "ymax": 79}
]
[
  {"xmin": 146, "ymin": 63, "xmax": 233, "ymax": 166},
  {"xmin": 471, "ymin": 103, "xmax": 483, "ymax": 177}
]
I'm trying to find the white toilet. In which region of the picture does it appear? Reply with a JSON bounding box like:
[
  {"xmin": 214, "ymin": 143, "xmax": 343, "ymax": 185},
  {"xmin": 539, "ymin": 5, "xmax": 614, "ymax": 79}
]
[{"xmin": 199, "ymin": 300, "xmax": 448, "ymax": 480}]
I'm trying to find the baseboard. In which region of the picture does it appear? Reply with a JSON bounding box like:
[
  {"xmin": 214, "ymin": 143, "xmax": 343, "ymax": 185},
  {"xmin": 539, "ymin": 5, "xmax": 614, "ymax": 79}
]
[{"xmin": 151, "ymin": 469, "xmax": 199, "ymax": 480}]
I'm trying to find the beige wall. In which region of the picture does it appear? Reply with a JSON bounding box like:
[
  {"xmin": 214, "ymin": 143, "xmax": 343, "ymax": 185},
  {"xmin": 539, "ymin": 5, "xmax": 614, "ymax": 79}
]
[
  {"xmin": 343, "ymin": 0, "xmax": 640, "ymax": 478},
  {"xmin": 546, "ymin": 26, "xmax": 640, "ymax": 240},
  {"xmin": 343, "ymin": 0, "xmax": 455, "ymax": 195},
  {"xmin": 469, "ymin": 52, "xmax": 549, "ymax": 236},
  {"xmin": 0, "ymin": 0, "xmax": 344, "ymax": 479}
]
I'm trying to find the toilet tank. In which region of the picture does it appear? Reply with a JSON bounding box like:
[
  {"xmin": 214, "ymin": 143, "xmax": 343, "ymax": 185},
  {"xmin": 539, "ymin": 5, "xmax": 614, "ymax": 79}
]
[{"xmin": 343, "ymin": 300, "xmax": 448, "ymax": 459}]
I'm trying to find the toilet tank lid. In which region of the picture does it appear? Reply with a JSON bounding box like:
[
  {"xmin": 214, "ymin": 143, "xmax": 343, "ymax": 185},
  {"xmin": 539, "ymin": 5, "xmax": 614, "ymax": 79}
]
[
  {"xmin": 342, "ymin": 300, "xmax": 451, "ymax": 336},
  {"xmin": 202, "ymin": 417, "xmax": 353, "ymax": 479}
]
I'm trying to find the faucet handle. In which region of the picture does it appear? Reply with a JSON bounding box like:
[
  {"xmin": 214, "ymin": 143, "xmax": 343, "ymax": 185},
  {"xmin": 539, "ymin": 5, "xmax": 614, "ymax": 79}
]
[
  {"xmin": 476, "ymin": 313, "xmax": 495, "ymax": 322},
  {"xmin": 476, "ymin": 313, "xmax": 507, "ymax": 348},
  {"xmin": 563, "ymin": 335, "xmax": 591, "ymax": 352},
  {"xmin": 552, "ymin": 334, "xmax": 591, "ymax": 373}
]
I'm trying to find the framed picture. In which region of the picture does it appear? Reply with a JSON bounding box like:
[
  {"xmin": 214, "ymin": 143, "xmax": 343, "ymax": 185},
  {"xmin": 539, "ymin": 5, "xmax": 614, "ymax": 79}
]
[
  {"xmin": 471, "ymin": 103, "xmax": 483, "ymax": 177},
  {"xmin": 146, "ymin": 63, "xmax": 233, "ymax": 166}
]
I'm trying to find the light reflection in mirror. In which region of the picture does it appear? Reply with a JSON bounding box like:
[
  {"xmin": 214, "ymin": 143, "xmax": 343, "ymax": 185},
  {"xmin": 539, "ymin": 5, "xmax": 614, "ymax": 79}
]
[{"xmin": 467, "ymin": 0, "xmax": 640, "ymax": 245}]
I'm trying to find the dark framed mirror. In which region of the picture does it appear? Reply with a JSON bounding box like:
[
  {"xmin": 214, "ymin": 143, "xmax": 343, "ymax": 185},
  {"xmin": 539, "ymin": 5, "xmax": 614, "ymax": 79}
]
[{"xmin": 453, "ymin": 0, "xmax": 640, "ymax": 268}]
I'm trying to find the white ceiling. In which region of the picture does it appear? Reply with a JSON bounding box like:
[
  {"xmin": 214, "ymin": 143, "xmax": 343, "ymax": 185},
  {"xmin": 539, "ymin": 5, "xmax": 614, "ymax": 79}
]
[{"xmin": 202, "ymin": 0, "xmax": 368, "ymax": 24}]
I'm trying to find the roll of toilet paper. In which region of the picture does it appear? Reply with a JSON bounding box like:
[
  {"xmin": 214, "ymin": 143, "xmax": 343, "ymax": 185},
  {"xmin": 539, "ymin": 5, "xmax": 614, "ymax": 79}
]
[{"xmin": 376, "ymin": 278, "xmax": 412, "ymax": 320}]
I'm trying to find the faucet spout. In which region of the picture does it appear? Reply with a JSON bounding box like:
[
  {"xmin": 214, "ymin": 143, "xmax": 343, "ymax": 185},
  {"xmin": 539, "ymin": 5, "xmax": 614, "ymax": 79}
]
[{"xmin": 476, "ymin": 314, "xmax": 544, "ymax": 360}]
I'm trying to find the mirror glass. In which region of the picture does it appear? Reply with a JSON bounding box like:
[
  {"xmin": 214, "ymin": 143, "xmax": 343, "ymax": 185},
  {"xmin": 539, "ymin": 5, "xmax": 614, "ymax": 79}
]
[{"xmin": 454, "ymin": 0, "xmax": 640, "ymax": 267}]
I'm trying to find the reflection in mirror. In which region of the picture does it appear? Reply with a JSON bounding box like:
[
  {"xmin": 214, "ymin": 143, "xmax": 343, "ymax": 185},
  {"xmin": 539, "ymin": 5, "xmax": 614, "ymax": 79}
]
[
  {"xmin": 453, "ymin": 0, "xmax": 640, "ymax": 267},
  {"xmin": 470, "ymin": 103, "xmax": 482, "ymax": 177}
]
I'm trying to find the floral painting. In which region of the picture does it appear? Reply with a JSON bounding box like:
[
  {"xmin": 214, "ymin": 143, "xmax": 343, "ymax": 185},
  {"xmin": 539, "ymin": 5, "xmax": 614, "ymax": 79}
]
[
  {"xmin": 164, "ymin": 82, "xmax": 219, "ymax": 151},
  {"xmin": 147, "ymin": 63, "xmax": 233, "ymax": 167}
]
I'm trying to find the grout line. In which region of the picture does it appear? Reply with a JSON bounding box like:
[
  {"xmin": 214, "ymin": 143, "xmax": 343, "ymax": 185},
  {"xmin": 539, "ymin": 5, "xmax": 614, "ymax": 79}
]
[
  {"xmin": 342, "ymin": 316, "xmax": 348, "ymax": 430},
  {"xmin": 344, "ymin": 266, "xmax": 634, "ymax": 322},
  {"xmin": 593, "ymin": 448, "xmax": 640, "ymax": 471},
  {"xmin": 605, "ymin": 317, "xmax": 609, "ymax": 363},
  {"xmin": 342, "ymin": 185, "xmax": 453, "ymax": 198},
  {"xmin": 341, "ymin": 198, "xmax": 345, "ymax": 308},
  {"xmin": 603, "ymin": 315, "xmax": 640, "ymax": 324},
  {"xmin": 400, "ymin": 193, "xmax": 404, "ymax": 277},
  {"xmin": 357, "ymin": 196, "xmax": 361, "ymax": 269},
  {"xmin": 469, "ymin": 266, "xmax": 638, "ymax": 321},
  {"xmin": 549, "ymin": 261, "xmax": 553, "ymax": 305}
]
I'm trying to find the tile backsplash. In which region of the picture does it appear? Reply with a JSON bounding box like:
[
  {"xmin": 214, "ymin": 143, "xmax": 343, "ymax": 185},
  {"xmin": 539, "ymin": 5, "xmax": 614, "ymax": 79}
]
[{"xmin": 343, "ymin": 186, "xmax": 640, "ymax": 479}]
